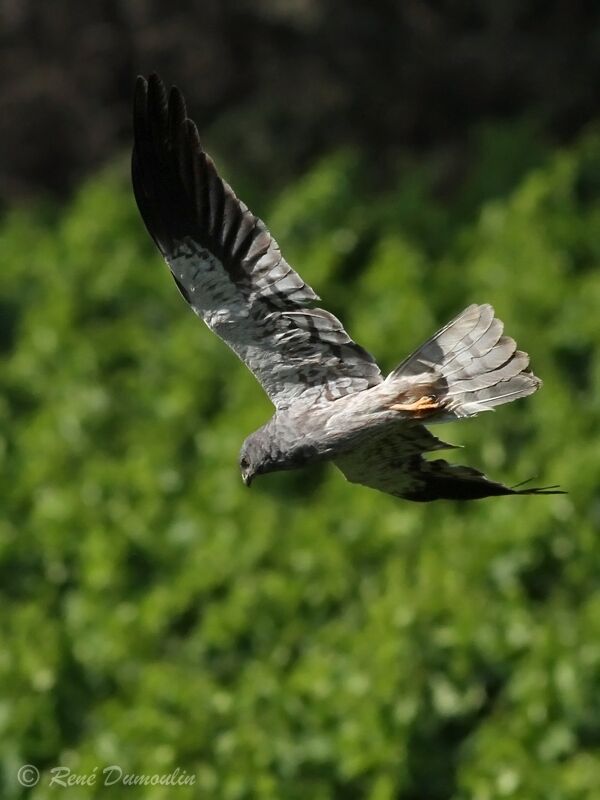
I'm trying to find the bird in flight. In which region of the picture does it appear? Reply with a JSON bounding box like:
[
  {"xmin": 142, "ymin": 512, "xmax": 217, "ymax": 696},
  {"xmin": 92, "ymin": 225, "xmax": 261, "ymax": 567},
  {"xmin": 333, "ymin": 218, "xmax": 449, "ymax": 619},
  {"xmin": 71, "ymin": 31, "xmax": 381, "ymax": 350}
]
[{"xmin": 132, "ymin": 74, "xmax": 561, "ymax": 501}]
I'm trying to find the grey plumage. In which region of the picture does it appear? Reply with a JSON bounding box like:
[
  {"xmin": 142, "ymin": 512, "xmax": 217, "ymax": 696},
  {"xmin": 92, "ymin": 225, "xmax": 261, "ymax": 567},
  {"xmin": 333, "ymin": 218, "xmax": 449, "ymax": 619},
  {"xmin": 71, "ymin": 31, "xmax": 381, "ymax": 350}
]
[
  {"xmin": 132, "ymin": 74, "xmax": 381, "ymax": 412},
  {"xmin": 132, "ymin": 74, "xmax": 562, "ymax": 502},
  {"xmin": 389, "ymin": 303, "xmax": 540, "ymax": 418}
]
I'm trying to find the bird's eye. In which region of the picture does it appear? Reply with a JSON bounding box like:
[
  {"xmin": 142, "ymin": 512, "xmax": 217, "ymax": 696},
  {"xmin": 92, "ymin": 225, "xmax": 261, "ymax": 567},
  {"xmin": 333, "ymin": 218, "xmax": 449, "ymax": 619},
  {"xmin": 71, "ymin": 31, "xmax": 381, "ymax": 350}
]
[{"xmin": 240, "ymin": 456, "xmax": 249, "ymax": 469}]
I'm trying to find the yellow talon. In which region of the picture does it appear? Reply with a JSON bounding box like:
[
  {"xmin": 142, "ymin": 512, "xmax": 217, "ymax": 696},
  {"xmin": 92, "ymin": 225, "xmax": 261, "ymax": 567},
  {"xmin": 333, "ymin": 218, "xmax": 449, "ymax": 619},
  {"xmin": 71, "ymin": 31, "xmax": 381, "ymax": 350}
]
[{"xmin": 390, "ymin": 395, "xmax": 441, "ymax": 416}]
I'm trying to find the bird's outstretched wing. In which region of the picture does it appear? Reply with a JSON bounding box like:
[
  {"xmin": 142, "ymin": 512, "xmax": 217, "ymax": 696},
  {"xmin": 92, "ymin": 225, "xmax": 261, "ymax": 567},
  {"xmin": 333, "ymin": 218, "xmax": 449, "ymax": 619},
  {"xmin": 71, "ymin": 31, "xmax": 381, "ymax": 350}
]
[
  {"xmin": 335, "ymin": 426, "xmax": 564, "ymax": 502},
  {"xmin": 132, "ymin": 74, "xmax": 382, "ymax": 410}
]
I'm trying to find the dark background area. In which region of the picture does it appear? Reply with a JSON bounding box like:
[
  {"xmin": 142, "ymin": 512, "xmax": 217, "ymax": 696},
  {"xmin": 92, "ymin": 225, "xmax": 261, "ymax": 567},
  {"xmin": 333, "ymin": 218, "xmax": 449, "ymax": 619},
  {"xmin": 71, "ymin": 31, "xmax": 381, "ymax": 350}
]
[{"xmin": 1, "ymin": 0, "xmax": 598, "ymax": 205}]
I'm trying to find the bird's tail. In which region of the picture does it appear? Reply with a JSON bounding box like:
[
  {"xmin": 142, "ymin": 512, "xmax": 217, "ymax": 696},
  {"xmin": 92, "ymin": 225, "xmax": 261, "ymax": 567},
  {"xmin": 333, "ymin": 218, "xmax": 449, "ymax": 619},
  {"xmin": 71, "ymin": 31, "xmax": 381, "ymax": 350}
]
[{"xmin": 387, "ymin": 304, "xmax": 541, "ymax": 419}]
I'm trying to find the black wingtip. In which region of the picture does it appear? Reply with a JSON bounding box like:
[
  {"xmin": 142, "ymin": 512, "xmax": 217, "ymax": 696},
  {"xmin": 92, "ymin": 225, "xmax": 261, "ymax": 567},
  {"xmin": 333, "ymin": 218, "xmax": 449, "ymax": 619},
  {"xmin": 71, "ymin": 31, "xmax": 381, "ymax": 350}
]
[
  {"xmin": 131, "ymin": 73, "xmax": 211, "ymax": 255},
  {"xmin": 132, "ymin": 72, "xmax": 180, "ymax": 253},
  {"xmin": 133, "ymin": 75, "xmax": 148, "ymax": 132},
  {"xmin": 147, "ymin": 72, "xmax": 165, "ymax": 94},
  {"xmin": 168, "ymin": 85, "xmax": 188, "ymax": 132},
  {"xmin": 517, "ymin": 487, "xmax": 566, "ymax": 496},
  {"xmin": 133, "ymin": 74, "xmax": 170, "ymax": 123},
  {"xmin": 511, "ymin": 477, "xmax": 566, "ymax": 495},
  {"xmin": 148, "ymin": 74, "xmax": 168, "ymax": 137}
]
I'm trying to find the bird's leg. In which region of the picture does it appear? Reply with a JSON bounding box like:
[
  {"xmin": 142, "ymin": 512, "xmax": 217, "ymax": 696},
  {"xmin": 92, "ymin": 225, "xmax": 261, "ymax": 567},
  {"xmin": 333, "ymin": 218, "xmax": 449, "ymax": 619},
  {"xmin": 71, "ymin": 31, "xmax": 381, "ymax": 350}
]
[{"xmin": 388, "ymin": 387, "xmax": 444, "ymax": 419}]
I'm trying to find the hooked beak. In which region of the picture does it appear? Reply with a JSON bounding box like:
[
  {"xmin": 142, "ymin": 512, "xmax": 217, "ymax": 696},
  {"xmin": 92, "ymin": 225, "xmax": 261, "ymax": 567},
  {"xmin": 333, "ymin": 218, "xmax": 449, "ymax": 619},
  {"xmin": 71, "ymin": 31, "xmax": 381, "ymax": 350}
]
[{"xmin": 242, "ymin": 471, "xmax": 253, "ymax": 488}]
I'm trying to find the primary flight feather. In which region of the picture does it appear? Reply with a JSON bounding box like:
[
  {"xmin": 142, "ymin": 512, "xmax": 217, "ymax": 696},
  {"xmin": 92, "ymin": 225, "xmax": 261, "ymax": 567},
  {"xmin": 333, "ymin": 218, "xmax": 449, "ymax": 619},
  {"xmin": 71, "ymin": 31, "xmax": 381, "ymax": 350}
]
[{"xmin": 132, "ymin": 74, "xmax": 561, "ymax": 502}]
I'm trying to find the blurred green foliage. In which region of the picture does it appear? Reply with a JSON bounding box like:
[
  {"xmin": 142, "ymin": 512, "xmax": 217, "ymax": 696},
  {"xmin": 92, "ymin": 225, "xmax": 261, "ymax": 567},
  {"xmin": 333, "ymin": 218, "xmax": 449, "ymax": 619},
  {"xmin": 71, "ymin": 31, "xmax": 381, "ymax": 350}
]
[{"xmin": 0, "ymin": 129, "xmax": 599, "ymax": 800}]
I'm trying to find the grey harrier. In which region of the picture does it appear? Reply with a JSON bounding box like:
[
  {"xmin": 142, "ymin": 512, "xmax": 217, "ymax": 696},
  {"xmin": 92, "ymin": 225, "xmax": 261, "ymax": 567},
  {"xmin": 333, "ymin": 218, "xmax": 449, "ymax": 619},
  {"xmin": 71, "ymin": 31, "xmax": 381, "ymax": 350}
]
[{"xmin": 132, "ymin": 74, "xmax": 561, "ymax": 501}]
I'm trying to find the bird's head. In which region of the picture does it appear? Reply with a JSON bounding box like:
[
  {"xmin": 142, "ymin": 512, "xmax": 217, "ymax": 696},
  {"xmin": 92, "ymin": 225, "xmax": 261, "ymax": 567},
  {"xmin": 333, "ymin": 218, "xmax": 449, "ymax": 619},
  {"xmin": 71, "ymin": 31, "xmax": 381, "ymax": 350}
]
[{"xmin": 239, "ymin": 432, "xmax": 276, "ymax": 487}]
